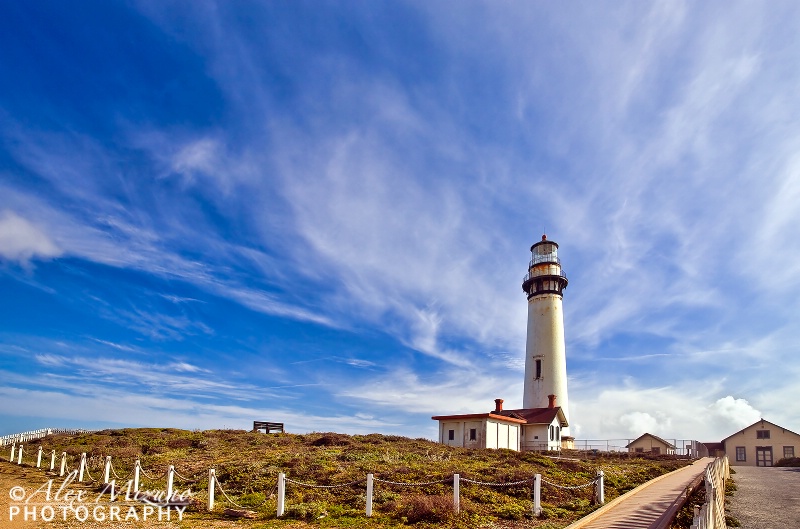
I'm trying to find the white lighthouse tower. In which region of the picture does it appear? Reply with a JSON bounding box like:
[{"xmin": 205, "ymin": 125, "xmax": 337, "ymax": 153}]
[{"xmin": 521, "ymin": 235, "xmax": 570, "ymax": 435}]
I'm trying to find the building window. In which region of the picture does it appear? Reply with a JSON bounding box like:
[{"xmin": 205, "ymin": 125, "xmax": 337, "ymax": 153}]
[
  {"xmin": 549, "ymin": 425, "xmax": 554, "ymax": 441},
  {"xmin": 784, "ymin": 446, "xmax": 795, "ymax": 459},
  {"xmin": 736, "ymin": 446, "xmax": 746, "ymax": 461},
  {"xmin": 469, "ymin": 428, "xmax": 477, "ymax": 441},
  {"xmin": 555, "ymin": 426, "xmax": 560, "ymax": 440},
  {"xmin": 757, "ymin": 430, "xmax": 770, "ymax": 439},
  {"xmin": 635, "ymin": 447, "xmax": 644, "ymax": 453},
  {"xmin": 448, "ymin": 430, "xmax": 455, "ymax": 441},
  {"xmin": 652, "ymin": 447, "xmax": 661, "ymax": 455},
  {"xmin": 535, "ymin": 359, "xmax": 542, "ymax": 379}
]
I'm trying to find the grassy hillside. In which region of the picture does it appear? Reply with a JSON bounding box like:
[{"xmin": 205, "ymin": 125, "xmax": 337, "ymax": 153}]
[{"xmin": 13, "ymin": 429, "xmax": 692, "ymax": 528}]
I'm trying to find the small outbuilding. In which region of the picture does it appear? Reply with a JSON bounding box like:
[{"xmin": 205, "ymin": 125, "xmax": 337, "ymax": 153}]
[
  {"xmin": 626, "ymin": 433, "xmax": 676, "ymax": 455},
  {"xmin": 721, "ymin": 418, "xmax": 800, "ymax": 467},
  {"xmin": 698, "ymin": 442, "xmax": 725, "ymax": 458},
  {"xmin": 432, "ymin": 397, "xmax": 569, "ymax": 452},
  {"xmin": 431, "ymin": 411, "xmax": 525, "ymax": 451}
]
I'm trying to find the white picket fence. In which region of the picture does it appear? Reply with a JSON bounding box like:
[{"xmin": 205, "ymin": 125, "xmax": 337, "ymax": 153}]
[
  {"xmin": 3, "ymin": 440, "xmax": 605, "ymax": 518},
  {"xmin": 0, "ymin": 428, "xmax": 94, "ymax": 446},
  {"xmin": 691, "ymin": 456, "xmax": 729, "ymax": 529}
]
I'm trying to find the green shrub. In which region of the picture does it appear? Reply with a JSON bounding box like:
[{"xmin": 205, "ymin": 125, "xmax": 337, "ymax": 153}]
[
  {"xmin": 496, "ymin": 502, "xmax": 528, "ymax": 520},
  {"xmin": 725, "ymin": 479, "xmax": 737, "ymax": 495},
  {"xmin": 237, "ymin": 492, "xmax": 268, "ymax": 509},
  {"xmin": 285, "ymin": 501, "xmax": 329, "ymax": 520},
  {"xmin": 776, "ymin": 457, "xmax": 800, "ymax": 467},
  {"xmin": 725, "ymin": 513, "xmax": 742, "ymax": 527},
  {"xmin": 386, "ymin": 493, "xmax": 454, "ymax": 523}
]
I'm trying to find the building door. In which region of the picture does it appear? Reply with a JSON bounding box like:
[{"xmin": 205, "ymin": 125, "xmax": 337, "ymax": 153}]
[{"xmin": 756, "ymin": 446, "xmax": 773, "ymax": 467}]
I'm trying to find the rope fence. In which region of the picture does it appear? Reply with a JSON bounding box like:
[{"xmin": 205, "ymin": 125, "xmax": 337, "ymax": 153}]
[
  {"xmin": 3, "ymin": 439, "xmax": 605, "ymax": 519},
  {"xmin": 0, "ymin": 428, "xmax": 95, "ymax": 447}
]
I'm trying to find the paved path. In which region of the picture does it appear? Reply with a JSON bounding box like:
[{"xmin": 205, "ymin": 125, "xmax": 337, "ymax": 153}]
[
  {"xmin": 725, "ymin": 466, "xmax": 800, "ymax": 528},
  {"xmin": 566, "ymin": 458, "xmax": 713, "ymax": 529}
]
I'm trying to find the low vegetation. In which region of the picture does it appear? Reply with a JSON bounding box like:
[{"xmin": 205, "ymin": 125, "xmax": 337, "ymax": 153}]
[
  {"xmin": 776, "ymin": 457, "xmax": 800, "ymax": 467},
  {"xmin": 14, "ymin": 429, "xmax": 693, "ymax": 528}
]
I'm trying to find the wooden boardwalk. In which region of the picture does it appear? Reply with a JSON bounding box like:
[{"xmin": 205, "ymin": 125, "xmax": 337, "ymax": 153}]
[{"xmin": 566, "ymin": 457, "xmax": 713, "ymax": 529}]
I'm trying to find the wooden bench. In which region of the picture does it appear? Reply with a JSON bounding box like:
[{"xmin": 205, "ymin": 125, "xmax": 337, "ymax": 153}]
[{"xmin": 253, "ymin": 421, "xmax": 284, "ymax": 434}]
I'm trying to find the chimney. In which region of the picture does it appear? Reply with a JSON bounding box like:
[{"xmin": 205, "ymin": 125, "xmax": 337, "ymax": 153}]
[
  {"xmin": 494, "ymin": 398, "xmax": 504, "ymax": 412},
  {"xmin": 548, "ymin": 394, "xmax": 557, "ymax": 409}
]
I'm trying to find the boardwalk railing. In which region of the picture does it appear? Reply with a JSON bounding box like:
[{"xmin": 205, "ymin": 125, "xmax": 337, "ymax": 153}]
[
  {"xmin": 3, "ymin": 437, "xmax": 604, "ymax": 518},
  {"xmin": 691, "ymin": 456, "xmax": 729, "ymax": 529}
]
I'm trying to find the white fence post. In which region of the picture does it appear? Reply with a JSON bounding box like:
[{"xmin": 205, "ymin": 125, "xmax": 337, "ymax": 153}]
[
  {"xmin": 104, "ymin": 456, "xmax": 112, "ymax": 484},
  {"xmin": 596, "ymin": 470, "xmax": 605, "ymax": 505},
  {"xmin": 691, "ymin": 505, "xmax": 700, "ymax": 529},
  {"xmin": 79, "ymin": 453, "xmax": 86, "ymax": 482},
  {"xmin": 59, "ymin": 452, "xmax": 67, "ymax": 476},
  {"xmin": 453, "ymin": 473, "xmax": 460, "ymax": 514},
  {"xmin": 167, "ymin": 465, "xmax": 175, "ymax": 501},
  {"xmin": 533, "ymin": 474, "xmax": 542, "ymax": 517},
  {"xmin": 50, "ymin": 450, "xmax": 56, "ymax": 471},
  {"xmin": 37, "ymin": 446, "xmax": 43, "ymax": 468},
  {"xmin": 207, "ymin": 469, "xmax": 215, "ymax": 511},
  {"xmin": 277, "ymin": 472, "xmax": 286, "ymax": 517},
  {"xmin": 17, "ymin": 445, "xmax": 23, "ymax": 465},
  {"xmin": 133, "ymin": 459, "xmax": 141, "ymax": 493},
  {"xmin": 366, "ymin": 473, "xmax": 373, "ymax": 517},
  {"xmin": 9, "ymin": 444, "xmax": 14, "ymax": 462}
]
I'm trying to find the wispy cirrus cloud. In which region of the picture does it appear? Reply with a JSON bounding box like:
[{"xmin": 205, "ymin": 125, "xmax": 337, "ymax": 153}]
[
  {"xmin": 0, "ymin": 210, "xmax": 61, "ymax": 265},
  {"xmin": 3, "ymin": 1, "xmax": 800, "ymax": 440}
]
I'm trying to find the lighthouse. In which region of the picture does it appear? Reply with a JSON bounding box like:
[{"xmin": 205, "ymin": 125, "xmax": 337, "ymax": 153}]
[
  {"xmin": 430, "ymin": 234, "xmax": 571, "ymax": 451},
  {"xmin": 521, "ymin": 235, "xmax": 570, "ymax": 436}
]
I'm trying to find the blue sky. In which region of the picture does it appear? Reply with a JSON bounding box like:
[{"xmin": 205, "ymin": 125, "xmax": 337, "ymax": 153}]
[{"xmin": 2, "ymin": 1, "xmax": 799, "ymax": 443}]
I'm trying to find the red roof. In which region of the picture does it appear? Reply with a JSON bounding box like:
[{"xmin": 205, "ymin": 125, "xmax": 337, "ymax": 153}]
[
  {"xmin": 430, "ymin": 412, "xmax": 527, "ymax": 424},
  {"xmin": 432, "ymin": 407, "xmax": 568, "ymax": 427},
  {"xmin": 496, "ymin": 407, "xmax": 568, "ymax": 426}
]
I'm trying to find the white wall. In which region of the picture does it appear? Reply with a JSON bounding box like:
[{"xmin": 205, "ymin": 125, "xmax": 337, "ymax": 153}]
[
  {"xmin": 522, "ymin": 294, "xmax": 571, "ymax": 437},
  {"xmin": 438, "ymin": 419, "xmax": 520, "ymax": 450},
  {"xmin": 520, "ymin": 420, "xmax": 562, "ymax": 452}
]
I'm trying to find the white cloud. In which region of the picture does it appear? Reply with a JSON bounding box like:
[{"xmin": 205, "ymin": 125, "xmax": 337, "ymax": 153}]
[
  {"xmin": 0, "ymin": 210, "xmax": 61, "ymax": 264},
  {"xmin": 708, "ymin": 396, "xmax": 761, "ymax": 430},
  {"xmin": 0, "ymin": 385, "xmax": 399, "ymax": 434},
  {"xmin": 28, "ymin": 354, "xmax": 253, "ymax": 399},
  {"xmin": 338, "ymin": 366, "xmax": 523, "ymax": 416},
  {"xmin": 171, "ymin": 138, "xmax": 220, "ymax": 179},
  {"xmin": 618, "ymin": 412, "xmax": 666, "ymax": 438}
]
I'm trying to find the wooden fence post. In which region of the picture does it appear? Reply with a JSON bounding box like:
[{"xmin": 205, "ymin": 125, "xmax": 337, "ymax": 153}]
[
  {"xmin": 79, "ymin": 453, "xmax": 86, "ymax": 482},
  {"xmin": 277, "ymin": 472, "xmax": 286, "ymax": 517},
  {"xmin": 104, "ymin": 456, "xmax": 112, "ymax": 484},
  {"xmin": 37, "ymin": 446, "xmax": 43, "ymax": 468},
  {"xmin": 60, "ymin": 452, "xmax": 67, "ymax": 476},
  {"xmin": 453, "ymin": 474, "xmax": 460, "ymax": 514},
  {"xmin": 366, "ymin": 473, "xmax": 373, "ymax": 517},
  {"xmin": 533, "ymin": 474, "xmax": 541, "ymax": 516},
  {"xmin": 50, "ymin": 450, "xmax": 56, "ymax": 471},
  {"xmin": 9, "ymin": 444, "xmax": 14, "ymax": 463},
  {"xmin": 207, "ymin": 469, "xmax": 215, "ymax": 511},
  {"xmin": 17, "ymin": 445, "xmax": 23, "ymax": 465}
]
